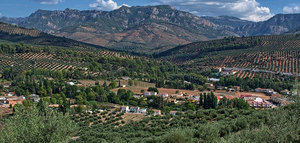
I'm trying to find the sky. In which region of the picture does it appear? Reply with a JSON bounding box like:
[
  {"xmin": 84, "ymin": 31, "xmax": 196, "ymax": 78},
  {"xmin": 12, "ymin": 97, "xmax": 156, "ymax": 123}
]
[{"xmin": 0, "ymin": 0, "xmax": 299, "ymax": 22}]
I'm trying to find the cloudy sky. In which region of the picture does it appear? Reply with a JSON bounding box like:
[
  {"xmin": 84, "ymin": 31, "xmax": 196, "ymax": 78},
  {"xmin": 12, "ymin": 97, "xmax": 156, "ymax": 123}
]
[{"xmin": 0, "ymin": 0, "xmax": 299, "ymax": 21}]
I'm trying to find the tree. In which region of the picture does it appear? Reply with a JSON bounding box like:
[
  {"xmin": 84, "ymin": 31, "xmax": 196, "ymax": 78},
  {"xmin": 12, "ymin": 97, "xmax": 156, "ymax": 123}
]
[
  {"xmin": 128, "ymin": 79, "xmax": 133, "ymax": 86},
  {"xmin": 0, "ymin": 104, "xmax": 77, "ymax": 143},
  {"xmin": 109, "ymin": 81, "xmax": 117, "ymax": 89},
  {"xmin": 147, "ymin": 87, "xmax": 159, "ymax": 93},
  {"xmin": 162, "ymin": 129, "xmax": 193, "ymax": 143}
]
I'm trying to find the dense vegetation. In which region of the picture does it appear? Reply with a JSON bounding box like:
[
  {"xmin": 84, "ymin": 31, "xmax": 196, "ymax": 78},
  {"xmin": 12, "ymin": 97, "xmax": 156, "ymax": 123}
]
[{"xmin": 0, "ymin": 103, "xmax": 77, "ymax": 142}]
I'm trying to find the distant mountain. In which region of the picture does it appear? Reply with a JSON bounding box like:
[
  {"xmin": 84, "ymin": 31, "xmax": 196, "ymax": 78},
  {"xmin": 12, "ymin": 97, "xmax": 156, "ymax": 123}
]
[
  {"xmin": 1, "ymin": 6, "xmax": 299, "ymax": 53},
  {"xmin": 0, "ymin": 6, "xmax": 235, "ymax": 53},
  {"xmin": 285, "ymin": 26, "xmax": 300, "ymax": 35},
  {"xmin": 235, "ymin": 14, "xmax": 300, "ymax": 36}
]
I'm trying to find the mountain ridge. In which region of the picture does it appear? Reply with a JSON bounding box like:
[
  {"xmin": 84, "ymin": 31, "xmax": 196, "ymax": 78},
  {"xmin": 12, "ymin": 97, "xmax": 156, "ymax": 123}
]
[{"xmin": 1, "ymin": 5, "xmax": 299, "ymax": 53}]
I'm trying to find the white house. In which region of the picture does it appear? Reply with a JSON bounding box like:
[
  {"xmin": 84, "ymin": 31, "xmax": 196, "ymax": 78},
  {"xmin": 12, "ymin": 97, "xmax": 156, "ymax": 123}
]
[
  {"xmin": 144, "ymin": 92, "xmax": 157, "ymax": 96},
  {"xmin": 121, "ymin": 106, "xmax": 130, "ymax": 113},
  {"xmin": 67, "ymin": 82, "xmax": 75, "ymax": 86}
]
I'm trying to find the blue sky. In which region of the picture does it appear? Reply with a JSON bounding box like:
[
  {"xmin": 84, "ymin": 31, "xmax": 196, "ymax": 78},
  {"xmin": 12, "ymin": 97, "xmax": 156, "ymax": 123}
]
[{"xmin": 0, "ymin": 0, "xmax": 299, "ymax": 21}]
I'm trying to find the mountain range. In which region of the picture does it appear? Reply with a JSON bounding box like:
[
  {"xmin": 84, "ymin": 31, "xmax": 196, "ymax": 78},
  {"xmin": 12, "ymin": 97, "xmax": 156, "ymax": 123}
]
[{"xmin": 1, "ymin": 5, "xmax": 300, "ymax": 53}]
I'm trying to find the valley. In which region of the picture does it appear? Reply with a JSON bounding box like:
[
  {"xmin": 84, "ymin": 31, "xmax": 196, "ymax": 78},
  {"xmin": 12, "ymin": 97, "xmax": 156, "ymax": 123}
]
[{"xmin": 0, "ymin": 4, "xmax": 299, "ymax": 143}]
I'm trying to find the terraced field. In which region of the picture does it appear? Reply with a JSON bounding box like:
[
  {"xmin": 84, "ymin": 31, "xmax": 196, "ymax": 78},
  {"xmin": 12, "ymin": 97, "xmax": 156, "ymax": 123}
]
[{"xmin": 158, "ymin": 35, "xmax": 300, "ymax": 78}]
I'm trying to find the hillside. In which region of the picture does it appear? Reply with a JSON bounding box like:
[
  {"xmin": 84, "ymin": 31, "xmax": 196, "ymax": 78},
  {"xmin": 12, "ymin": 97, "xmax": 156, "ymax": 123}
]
[
  {"xmin": 156, "ymin": 34, "xmax": 300, "ymax": 78},
  {"xmin": 0, "ymin": 23, "xmax": 162, "ymax": 79},
  {"xmin": 0, "ymin": 22, "xmax": 108, "ymax": 50},
  {"xmin": 1, "ymin": 6, "xmax": 300, "ymax": 53}
]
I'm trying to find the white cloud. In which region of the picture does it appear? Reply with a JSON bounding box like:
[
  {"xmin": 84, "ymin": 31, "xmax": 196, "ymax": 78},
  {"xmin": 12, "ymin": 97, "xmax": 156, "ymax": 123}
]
[
  {"xmin": 33, "ymin": 0, "xmax": 63, "ymax": 5},
  {"xmin": 152, "ymin": 0, "xmax": 274, "ymax": 22},
  {"xmin": 89, "ymin": 0, "xmax": 129, "ymax": 11},
  {"xmin": 283, "ymin": 5, "xmax": 300, "ymax": 14}
]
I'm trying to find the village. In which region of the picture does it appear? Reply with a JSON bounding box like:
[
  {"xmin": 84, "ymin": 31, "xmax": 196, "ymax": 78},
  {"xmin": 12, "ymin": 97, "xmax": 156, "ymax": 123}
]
[{"xmin": 1, "ymin": 75, "xmax": 294, "ymax": 119}]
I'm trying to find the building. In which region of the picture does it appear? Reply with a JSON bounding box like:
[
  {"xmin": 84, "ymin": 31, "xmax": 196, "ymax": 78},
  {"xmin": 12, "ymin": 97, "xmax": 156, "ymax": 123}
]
[
  {"xmin": 208, "ymin": 78, "xmax": 220, "ymax": 82},
  {"xmin": 162, "ymin": 93, "xmax": 169, "ymax": 98},
  {"xmin": 280, "ymin": 89, "xmax": 290, "ymax": 95},
  {"xmin": 3, "ymin": 96, "xmax": 26, "ymax": 107},
  {"xmin": 233, "ymin": 86, "xmax": 240, "ymax": 91},
  {"xmin": 167, "ymin": 98, "xmax": 178, "ymax": 104},
  {"xmin": 217, "ymin": 86, "xmax": 227, "ymax": 90},
  {"xmin": 138, "ymin": 108, "xmax": 147, "ymax": 115},
  {"xmin": 170, "ymin": 111, "xmax": 177, "ymax": 115},
  {"xmin": 144, "ymin": 92, "xmax": 157, "ymax": 96},
  {"xmin": 133, "ymin": 94, "xmax": 143, "ymax": 98},
  {"xmin": 130, "ymin": 107, "xmax": 140, "ymax": 113},
  {"xmin": 121, "ymin": 106, "xmax": 130, "ymax": 113},
  {"xmin": 152, "ymin": 109, "xmax": 161, "ymax": 116},
  {"xmin": 29, "ymin": 94, "xmax": 40, "ymax": 102},
  {"xmin": 205, "ymin": 83, "xmax": 215, "ymax": 89},
  {"xmin": 67, "ymin": 82, "xmax": 75, "ymax": 86}
]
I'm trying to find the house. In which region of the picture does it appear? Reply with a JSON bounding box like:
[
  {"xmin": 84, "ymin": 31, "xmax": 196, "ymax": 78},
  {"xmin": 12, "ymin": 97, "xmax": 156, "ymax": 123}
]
[
  {"xmin": 49, "ymin": 104, "xmax": 60, "ymax": 108},
  {"xmin": 228, "ymin": 88, "xmax": 235, "ymax": 92},
  {"xmin": 205, "ymin": 83, "xmax": 215, "ymax": 89},
  {"xmin": 167, "ymin": 98, "xmax": 178, "ymax": 104},
  {"xmin": 29, "ymin": 94, "xmax": 40, "ymax": 102},
  {"xmin": 152, "ymin": 109, "xmax": 161, "ymax": 116},
  {"xmin": 208, "ymin": 78, "xmax": 220, "ymax": 82},
  {"xmin": 216, "ymin": 95, "xmax": 223, "ymax": 102},
  {"xmin": 233, "ymin": 86, "xmax": 240, "ymax": 91},
  {"xmin": 255, "ymin": 88, "xmax": 276, "ymax": 95},
  {"xmin": 220, "ymin": 71, "xmax": 230, "ymax": 76},
  {"xmin": 6, "ymin": 96, "xmax": 26, "ymax": 107},
  {"xmin": 184, "ymin": 81, "xmax": 191, "ymax": 84},
  {"xmin": 255, "ymin": 88, "xmax": 262, "ymax": 92},
  {"xmin": 280, "ymin": 89, "xmax": 290, "ymax": 95},
  {"xmin": 133, "ymin": 94, "xmax": 143, "ymax": 98},
  {"xmin": 122, "ymin": 77, "xmax": 131, "ymax": 80},
  {"xmin": 248, "ymin": 100, "xmax": 272, "ymax": 108},
  {"xmin": 224, "ymin": 95, "xmax": 235, "ymax": 100},
  {"xmin": 190, "ymin": 95, "xmax": 200, "ymax": 101},
  {"xmin": 144, "ymin": 92, "xmax": 157, "ymax": 96},
  {"xmin": 138, "ymin": 108, "xmax": 147, "ymax": 115},
  {"xmin": 217, "ymin": 86, "xmax": 227, "ymax": 90},
  {"xmin": 170, "ymin": 111, "xmax": 177, "ymax": 115},
  {"xmin": 121, "ymin": 106, "xmax": 130, "ymax": 113},
  {"xmin": 162, "ymin": 93, "xmax": 169, "ymax": 98},
  {"xmin": 230, "ymin": 70, "xmax": 238, "ymax": 75},
  {"xmin": 240, "ymin": 94, "xmax": 255, "ymax": 100},
  {"xmin": 67, "ymin": 82, "xmax": 75, "ymax": 86},
  {"xmin": 7, "ymin": 92, "xmax": 15, "ymax": 96},
  {"xmin": 130, "ymin": 107, "xmax": 140, "ymax": 113},
  {"xmin": 262, "ymin": 89, "xmax": 275, "ymax": 94}
]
